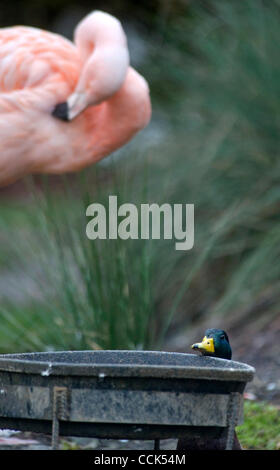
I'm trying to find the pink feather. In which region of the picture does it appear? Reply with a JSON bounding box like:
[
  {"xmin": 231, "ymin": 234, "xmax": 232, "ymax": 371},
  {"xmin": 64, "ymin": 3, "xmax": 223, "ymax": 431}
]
[{"xmin": 0, "ymin": 11, "xmax": 151, "ymax": 186}]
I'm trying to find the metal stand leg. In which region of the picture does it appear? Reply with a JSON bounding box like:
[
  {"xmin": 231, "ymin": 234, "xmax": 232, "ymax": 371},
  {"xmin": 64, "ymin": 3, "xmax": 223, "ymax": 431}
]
[
  {"xmin": 154, "ymin": 439, "xmax": 160, "ymax": 450},
  {"xmin": 225, "ymin": 392, "xmax": 241, "ymax": 450},
  {"xmin": 51, "ymin": 386, "xmax": 69, "ymax": 450}
]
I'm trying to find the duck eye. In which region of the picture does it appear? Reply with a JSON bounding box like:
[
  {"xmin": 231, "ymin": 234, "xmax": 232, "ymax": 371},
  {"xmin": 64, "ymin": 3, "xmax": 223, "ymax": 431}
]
[{"xmin": 220, "ymin": 335, "xmax": 225, "ymax": 340}]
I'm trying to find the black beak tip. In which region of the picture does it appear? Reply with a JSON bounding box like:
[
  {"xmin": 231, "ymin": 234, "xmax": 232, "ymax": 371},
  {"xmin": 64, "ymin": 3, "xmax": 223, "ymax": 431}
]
[{"xmin": 52, "ymin": 102, "xmax": 69, "ymax": 121}]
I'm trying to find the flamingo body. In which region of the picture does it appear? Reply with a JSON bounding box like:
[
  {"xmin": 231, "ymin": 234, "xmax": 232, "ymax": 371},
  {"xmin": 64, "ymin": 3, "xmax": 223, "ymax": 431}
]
[{"xmin": 0, "ymin": 11, "xmax": 151, "ymax": 186}]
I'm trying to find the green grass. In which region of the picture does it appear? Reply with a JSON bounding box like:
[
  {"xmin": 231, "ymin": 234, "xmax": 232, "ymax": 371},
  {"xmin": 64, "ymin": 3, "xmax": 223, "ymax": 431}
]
[
  {"xmin": 0, "ymin": 165, "xmax": 157, "ymax": 352},
  {"xmin": 144, "ymin": 0, "xmax": 280, "ymax": 325},
  {"xmin": 237, "ymin": 401, "xmax": 280, "ymax": 450}
]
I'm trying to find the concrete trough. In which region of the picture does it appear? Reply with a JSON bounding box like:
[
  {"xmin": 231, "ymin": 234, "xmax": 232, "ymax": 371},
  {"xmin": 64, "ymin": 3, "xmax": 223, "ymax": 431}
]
[{"xmin": 0, "ymin": 350, "xmax": 255, "ymax": 449}]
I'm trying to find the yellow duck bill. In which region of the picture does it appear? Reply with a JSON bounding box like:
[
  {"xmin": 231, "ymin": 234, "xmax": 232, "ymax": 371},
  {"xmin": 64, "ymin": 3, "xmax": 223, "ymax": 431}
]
[{"xmin": 191, "ymin": 336, "xmax": 215, "ymax": 354}]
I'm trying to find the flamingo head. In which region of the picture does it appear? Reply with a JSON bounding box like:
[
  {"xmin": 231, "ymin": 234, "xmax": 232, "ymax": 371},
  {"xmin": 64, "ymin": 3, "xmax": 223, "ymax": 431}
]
[{"xmin": 53, "ymin": 11, "xmax": 129, "ymax": 121}]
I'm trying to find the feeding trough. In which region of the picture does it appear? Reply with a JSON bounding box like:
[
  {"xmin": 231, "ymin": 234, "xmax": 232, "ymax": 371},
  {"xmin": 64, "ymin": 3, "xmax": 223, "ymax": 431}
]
[{"xmin": 0, "ymin": 350, "xmax": 254, "ymax": 449}]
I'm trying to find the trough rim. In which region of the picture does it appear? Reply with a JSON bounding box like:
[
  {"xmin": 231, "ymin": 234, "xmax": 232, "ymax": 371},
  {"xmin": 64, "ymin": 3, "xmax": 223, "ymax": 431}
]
[{"xmin": 0, "ymin": 350, "xmax": 255, "ymax": 382}]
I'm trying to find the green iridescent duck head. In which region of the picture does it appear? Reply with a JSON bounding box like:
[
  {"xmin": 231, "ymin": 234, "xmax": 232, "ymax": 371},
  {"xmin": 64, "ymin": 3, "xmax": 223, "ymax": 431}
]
[{"xmin": 191, "ymin": 328, "xmax": 232, "ymax": 360}]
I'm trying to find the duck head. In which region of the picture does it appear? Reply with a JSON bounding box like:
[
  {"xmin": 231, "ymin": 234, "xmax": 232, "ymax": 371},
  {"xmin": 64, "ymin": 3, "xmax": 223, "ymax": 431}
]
[{"xmin": 191, "ymin": 328, "xmax": 232, "ymax": 360}]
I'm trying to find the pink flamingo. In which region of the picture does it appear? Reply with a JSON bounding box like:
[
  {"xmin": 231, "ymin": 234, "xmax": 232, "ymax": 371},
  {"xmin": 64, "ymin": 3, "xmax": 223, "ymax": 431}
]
[{"xmin": 0, "ymin": 10, "xmax": 151, "ymax": 186}]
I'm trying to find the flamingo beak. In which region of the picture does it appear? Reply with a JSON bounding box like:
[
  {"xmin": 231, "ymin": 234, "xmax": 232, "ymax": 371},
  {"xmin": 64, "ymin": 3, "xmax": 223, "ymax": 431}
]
[
  {"xmin": 67, "ymin": 92, "xmax": 88, "ymax": 120},
  {"xmin": 52, "ymin": 101, "xmax": 69, "ymax": 121},
  {"xmin": 52, "ymin": 92, "xmax": 88, "ymax": 121}
]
